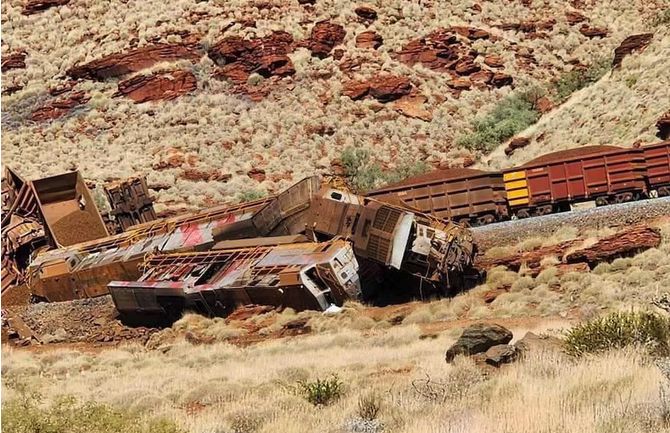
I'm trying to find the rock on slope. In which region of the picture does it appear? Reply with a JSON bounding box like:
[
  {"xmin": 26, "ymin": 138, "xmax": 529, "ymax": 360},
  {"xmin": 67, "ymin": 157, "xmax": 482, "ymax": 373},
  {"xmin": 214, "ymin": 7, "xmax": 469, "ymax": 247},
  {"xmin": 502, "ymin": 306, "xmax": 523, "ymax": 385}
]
[{"xmin": 1, "ymin": 0, "xmax": 667, "ymax": 211}]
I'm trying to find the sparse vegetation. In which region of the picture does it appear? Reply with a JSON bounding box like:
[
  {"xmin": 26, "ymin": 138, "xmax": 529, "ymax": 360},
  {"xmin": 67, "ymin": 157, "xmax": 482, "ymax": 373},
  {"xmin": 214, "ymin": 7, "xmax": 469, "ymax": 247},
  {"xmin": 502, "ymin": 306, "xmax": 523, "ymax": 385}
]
[
  {"xmin": 357, "ymin": 392, "xmax": 382, "ymax": 421},
  {"xmin": 297, "ymin": 375, "xmax": 344, "ymax": 406},
  {"xmin": 340, "ymin": 146, "xmax": 430, "ymax": 192},
  {"xmin": 653, "ymin": 9, "xmax": 670, "ymax": 26},
  {"xmin": 238, "ymin": 190, "xmax": 266, "ymax": 203},
  {"xmin": 1, "ymin": 391, "xmax": 183, "ymax": 433},
  {"xmin": 554, "ymin": 58, "xmax": 612, "ymax": 103},
  {"xmin": 455, "ymin": 91, "xmax": 540, "ymax": 152},
  {"xmin": 565, "ymin": 311, "xmax": 670, "ymax": 357}
]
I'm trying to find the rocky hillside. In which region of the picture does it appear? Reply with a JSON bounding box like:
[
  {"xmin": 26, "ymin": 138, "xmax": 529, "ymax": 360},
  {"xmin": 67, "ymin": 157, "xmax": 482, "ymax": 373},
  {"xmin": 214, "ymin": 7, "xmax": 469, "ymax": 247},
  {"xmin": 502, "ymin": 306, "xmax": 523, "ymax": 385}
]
[{"xmin": 1, "ymin": 0, "xmax": 667, "ymax": 212}]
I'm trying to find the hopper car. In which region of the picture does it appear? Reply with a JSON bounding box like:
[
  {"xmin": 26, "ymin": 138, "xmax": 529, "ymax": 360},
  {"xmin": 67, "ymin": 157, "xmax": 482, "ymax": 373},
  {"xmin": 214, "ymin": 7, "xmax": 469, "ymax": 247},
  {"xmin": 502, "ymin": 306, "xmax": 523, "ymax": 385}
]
[{"xmin": 367, "ymin": 141, "xmax": 670, "ymax": 224}]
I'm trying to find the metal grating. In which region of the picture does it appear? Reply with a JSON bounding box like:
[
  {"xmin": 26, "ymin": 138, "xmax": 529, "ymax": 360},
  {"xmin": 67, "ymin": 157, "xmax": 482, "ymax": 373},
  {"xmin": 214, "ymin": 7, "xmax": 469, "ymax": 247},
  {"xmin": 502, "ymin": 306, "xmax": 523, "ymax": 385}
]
[
  {"xmin": 367, "ymin": 234, "xmax": 390, "ymax": 263},
  {"xmin": 372, "ymin": 206, "xmax": 401, "ymax": 233}
]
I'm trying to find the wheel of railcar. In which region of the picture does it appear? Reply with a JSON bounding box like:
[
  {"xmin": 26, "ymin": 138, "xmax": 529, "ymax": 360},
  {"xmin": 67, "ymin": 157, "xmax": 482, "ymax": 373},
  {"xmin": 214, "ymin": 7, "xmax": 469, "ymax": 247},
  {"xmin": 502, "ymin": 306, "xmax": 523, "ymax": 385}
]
[
  {"xmin": 478, "ymin": 214, "xmax": 495, "ymax": 225},
  {"xmin": 595, "ymin": 197, "xmax": 609, "ymax": 206},
  {"xmin": 659, "ymin": 186, "xmax": 670, "ymax": 197},
  {"xmin": 458, "ymin": 218, "xmax": 471, "ymax": 227},
  {"xmin": 517, "ymin": 209, "xmax": 530, "ymax": 219}
]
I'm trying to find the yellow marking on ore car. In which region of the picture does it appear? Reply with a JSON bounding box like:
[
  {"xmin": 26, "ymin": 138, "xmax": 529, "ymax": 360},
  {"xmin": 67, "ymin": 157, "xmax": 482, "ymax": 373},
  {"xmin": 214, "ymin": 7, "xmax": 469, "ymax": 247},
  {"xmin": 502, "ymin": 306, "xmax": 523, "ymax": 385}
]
[{"xmin": 503, "ymin": 171, "xmax": 529, "ymax": 207}]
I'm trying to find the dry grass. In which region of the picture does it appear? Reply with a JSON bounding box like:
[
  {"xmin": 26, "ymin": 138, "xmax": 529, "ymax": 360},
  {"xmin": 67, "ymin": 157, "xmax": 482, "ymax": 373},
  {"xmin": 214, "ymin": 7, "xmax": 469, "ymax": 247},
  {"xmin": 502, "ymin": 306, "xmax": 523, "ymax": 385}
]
[
  {"xmin": 2, "ymin": 0, "xmax": 667, "ymax": 208},
  {"xmin": 3, "ymin": 227, "xmax": 670, "ymax": 431},
  {"xmin": 3, "ymin": 326, "xmax": 670, "ymax": 433}
]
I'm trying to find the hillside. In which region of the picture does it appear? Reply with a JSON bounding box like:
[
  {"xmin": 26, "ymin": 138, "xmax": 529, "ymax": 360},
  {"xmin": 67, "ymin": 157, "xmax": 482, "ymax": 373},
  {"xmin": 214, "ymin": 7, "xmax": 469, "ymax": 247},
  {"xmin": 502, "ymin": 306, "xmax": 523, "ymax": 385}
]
[{"xmin": 1, "ymin": 0, "xmax": 668, "ymax": 213}]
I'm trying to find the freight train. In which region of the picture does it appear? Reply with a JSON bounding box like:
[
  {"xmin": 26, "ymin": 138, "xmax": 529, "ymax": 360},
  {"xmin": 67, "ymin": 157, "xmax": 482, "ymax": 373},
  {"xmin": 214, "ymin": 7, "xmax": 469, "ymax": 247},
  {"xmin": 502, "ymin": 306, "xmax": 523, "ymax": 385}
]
[{"xmin": 367, "ymin": 141, "xmax": 670, "ymax": 226}]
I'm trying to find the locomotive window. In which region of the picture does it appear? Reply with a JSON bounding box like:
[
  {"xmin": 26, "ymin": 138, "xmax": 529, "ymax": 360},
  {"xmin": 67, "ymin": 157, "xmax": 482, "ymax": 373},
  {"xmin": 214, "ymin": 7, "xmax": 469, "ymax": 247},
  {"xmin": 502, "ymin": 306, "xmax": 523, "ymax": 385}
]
[
  {"xmin": 362, "ymin": 219, "xmax": 372, "ymax": 237},
  {"xmin": 351, "ymin": 213, "xmax": 360, "ymax": 235},
  {"xmin": 330, "ymin": 191, "xmax": 343, "ymax": 201}
]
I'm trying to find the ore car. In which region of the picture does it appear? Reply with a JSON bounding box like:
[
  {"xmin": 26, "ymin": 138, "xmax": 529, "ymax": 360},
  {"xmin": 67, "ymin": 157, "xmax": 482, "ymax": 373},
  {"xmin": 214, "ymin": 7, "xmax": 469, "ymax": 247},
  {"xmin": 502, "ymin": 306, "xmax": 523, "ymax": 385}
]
[
  {"xmin": 365, "ymin": 168, "xmax": 508, "ymax": 226},
  {"xmin": 643, "ymin": 140, "xmax": 670, "ymax": 197},
  {"xmin": 502, "ymin": 145, "xmax": 648, "ymax": 218}
]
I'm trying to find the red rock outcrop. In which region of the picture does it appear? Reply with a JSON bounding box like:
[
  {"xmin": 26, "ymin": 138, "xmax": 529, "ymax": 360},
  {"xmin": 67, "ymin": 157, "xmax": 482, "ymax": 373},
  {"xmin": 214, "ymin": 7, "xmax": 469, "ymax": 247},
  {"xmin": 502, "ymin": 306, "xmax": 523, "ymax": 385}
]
[
  {"xmin": 477, "ymin": 225, "xmax": 661, "ymax": 271},
  {"xmin": 355, "ymin": 6, "xmax": 377, "ymax": 20},
  {"xmin": 208, "ymin": 31, "xmax": 295, "ymax": 84},
  {"xmin": 491, "ymin": 73, "xmax": 513, "ymax": 88},
  {"xmin": 397, "ymin": 29, "xmax": 477, "ymax": 73},
  {"xmin": 22, "ymin": 0, "xmax": 69, "ymax": 15},
  {"xmin": 342, "ymin": 75, "xmax": 412, "ymax": 102},
  {"xmin": 657, "ymin": 111, "xmax": 670, "ymax": 140},
  {"xmin": 179, "ymin": 169, "xmax": 232, "ymax": 182},
  {"xmin": 342, "ymin": 80, "xmax": 371, "ymax": 100},
  {"xmin": 369, "ymin": 75, "xmax": 412, "ymax": 102},
  {"xmin": 68, "ymin": 44, "xmax": 201, "ymax": 80},
  {"xmin": 29, "ymin": 91, "xmax": 90, "ymax": 122},
  {"xmin": 566, "ymin": 11, "xmax": 587, "ymax": 25},
  {"xmin": 579, "ymin": 24, "xmax": 608, "ymax": 38},
  {"xmin": 535, "ymin": 97, "xmax": 554, "ymax": 114},
  {"xmin": 396, "ymin": 28, "xmax": 512, "ymax": 89},
  {"xmin": 612, "ymin": 33, "xmax": 653, "ymax": 68},
  {"xmin": 248, "ymin": 168, "xmax": 266, "ymax": 182},
  {"xmin": 356, "ymin": 31, "xmax": 383, "ymax": 49},
  {"xmin": 450, "ymin": 26, "xmax": 490, "ymax": 40},
  {"xmin": 153, "ymin": 151, "xmax": 185, "ymax": 170},
  {"xmin": 447, "ymin": 77, "xmax": 472, "ymax": 90},
  {"xmin": 484, "ymin": 54, "xmax": 504, "ymax": 68},
  {"xmin": 2, "ymin": 51, "xmax": 26, "ymax": 72},
  {"xmin": 394, "ymin": 95, "xmax": 433, "ymax": 122},
  {"xmin": 504, "ymin": 136, "xmax": 531, "ymax": 155},
  {"xmin": 114, "ymin": 69, "xmax": 197, "ymax": 103},
  {"xmin": 307, "ymin": 21, "xmax": 346, "ymax": 58},
  {"xmin": 565, "ymin": 225, "xmax": 661, "ymax": 264}
]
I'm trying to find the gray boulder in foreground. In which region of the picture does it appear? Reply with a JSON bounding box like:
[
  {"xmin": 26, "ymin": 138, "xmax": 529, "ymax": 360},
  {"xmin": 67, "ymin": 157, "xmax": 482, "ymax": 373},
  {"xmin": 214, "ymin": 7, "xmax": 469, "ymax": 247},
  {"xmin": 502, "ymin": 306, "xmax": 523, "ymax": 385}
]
[{"xmin": 445, "ymin": 323, "xmax": 513, "ymax": 362}]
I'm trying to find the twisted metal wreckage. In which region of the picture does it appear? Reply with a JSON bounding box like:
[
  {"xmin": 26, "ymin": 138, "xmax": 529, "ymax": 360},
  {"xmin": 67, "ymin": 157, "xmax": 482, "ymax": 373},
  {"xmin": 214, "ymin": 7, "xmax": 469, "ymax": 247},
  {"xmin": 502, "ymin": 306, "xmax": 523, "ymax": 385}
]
[{"xmin": 1, "ymin": 170, "xmax": 477, "ymax": 322}]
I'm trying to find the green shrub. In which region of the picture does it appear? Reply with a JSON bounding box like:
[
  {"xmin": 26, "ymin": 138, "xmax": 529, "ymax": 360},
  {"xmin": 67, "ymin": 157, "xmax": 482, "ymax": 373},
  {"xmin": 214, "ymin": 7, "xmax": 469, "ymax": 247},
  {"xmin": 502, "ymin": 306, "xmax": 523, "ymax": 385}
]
[
  {"xmin": 455, "ymin": 92, "xmax": 540, "ymax": 152},
  {"xmin": 555, "ymin": 58, "xmax": 611, "ymax": 102},
  {"xmin": 653, "ymin": 9, "xmax": 670, "ymax": 26},
  {"xmin": 238, "ymin": 190, "xmax": 266, "ymax": 203},
  {"xmin": 1, "ymin": 392, "xmax": 184, "ymax": 433},
  {"xmin": 565, "ymin": 311, "xmax": 670, "ymax": 357},
  {"xmin": 339, "ymin": 147, "xmax": 430, "ymax": 192},
  {"xmin": 297, "ymin": 375, "xmax": 343, "ymax": 406}
]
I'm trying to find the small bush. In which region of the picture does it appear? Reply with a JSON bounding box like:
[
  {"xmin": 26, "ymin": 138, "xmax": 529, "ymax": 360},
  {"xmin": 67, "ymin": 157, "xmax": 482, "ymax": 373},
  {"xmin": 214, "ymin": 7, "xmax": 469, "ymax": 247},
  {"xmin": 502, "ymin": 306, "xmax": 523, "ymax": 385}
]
[
  {"xmin": 653, "ymin": 9, "xmax": 670, "ymax": 26},
  {"xmin": 554, "ymin": 58, "xmax": 611, "ymax": 102},
  {"xmin": 357, "ymin": 393, "xmax": 382, "ymax": 421},
  {"xmin": 455, "ymin": 92, "xmax": 540, "ymax": 152},
  {"xmin": 339, "ymin": 147, "xmax": 430, "ymax": 192},
  {"xmin": 238, "ymin": 190, "xmax": 266, "ymax": 203},
  {"xmin": 298, "ymin": 375, "xmax": 343, "ymax": 406},
  {"xmin": 565, "ymin": 311, "xmax": 670, "ymax": 357},
  {"xmin": 1, "ymin": 392, "xmax": 183, "ymax": 433}
]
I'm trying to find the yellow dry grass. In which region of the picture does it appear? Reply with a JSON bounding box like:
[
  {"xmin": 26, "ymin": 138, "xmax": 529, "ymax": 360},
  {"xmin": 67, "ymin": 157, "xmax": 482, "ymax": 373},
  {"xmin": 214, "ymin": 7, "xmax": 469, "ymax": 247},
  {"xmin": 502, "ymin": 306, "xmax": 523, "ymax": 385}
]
[{"xmin": 3, "ymin": 326, "xmax": 670, "ymax": 433}]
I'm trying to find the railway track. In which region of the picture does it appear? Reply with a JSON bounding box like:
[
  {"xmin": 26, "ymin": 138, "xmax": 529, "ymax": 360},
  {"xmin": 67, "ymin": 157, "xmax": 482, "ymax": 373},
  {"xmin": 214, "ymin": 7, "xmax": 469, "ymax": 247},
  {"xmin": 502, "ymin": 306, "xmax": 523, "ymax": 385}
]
[{"xmin": 472, "ymin": 196, "xmax": 670, "ymax": 250}]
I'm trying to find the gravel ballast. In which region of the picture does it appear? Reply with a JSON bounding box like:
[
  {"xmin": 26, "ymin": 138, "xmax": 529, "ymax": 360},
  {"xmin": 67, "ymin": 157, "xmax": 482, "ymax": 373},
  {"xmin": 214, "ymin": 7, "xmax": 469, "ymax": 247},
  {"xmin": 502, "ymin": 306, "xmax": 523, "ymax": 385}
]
[{"xmin": 473, "ymin": 196, "xmax": 670, "ymax": 250}]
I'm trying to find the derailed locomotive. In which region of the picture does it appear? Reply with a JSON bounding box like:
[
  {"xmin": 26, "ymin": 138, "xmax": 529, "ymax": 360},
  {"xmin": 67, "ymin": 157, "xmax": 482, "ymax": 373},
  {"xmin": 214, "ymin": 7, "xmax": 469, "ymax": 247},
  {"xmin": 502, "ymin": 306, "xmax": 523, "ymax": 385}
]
[
  {"xmin": 367, "ymin": 141, "xmax": 670, "ymax": 225},
  {"xmin": 21, "ymin": 176, "xmax": 476, "ymax": 320}
]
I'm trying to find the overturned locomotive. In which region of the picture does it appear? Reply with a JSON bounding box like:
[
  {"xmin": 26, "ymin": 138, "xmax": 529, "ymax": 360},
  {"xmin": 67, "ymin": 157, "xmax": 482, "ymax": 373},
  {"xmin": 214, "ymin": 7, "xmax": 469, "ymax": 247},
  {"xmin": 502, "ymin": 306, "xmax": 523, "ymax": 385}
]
[{"xmin": 22, "ymin": 176, "xmax": 476, "ymax": 320}]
